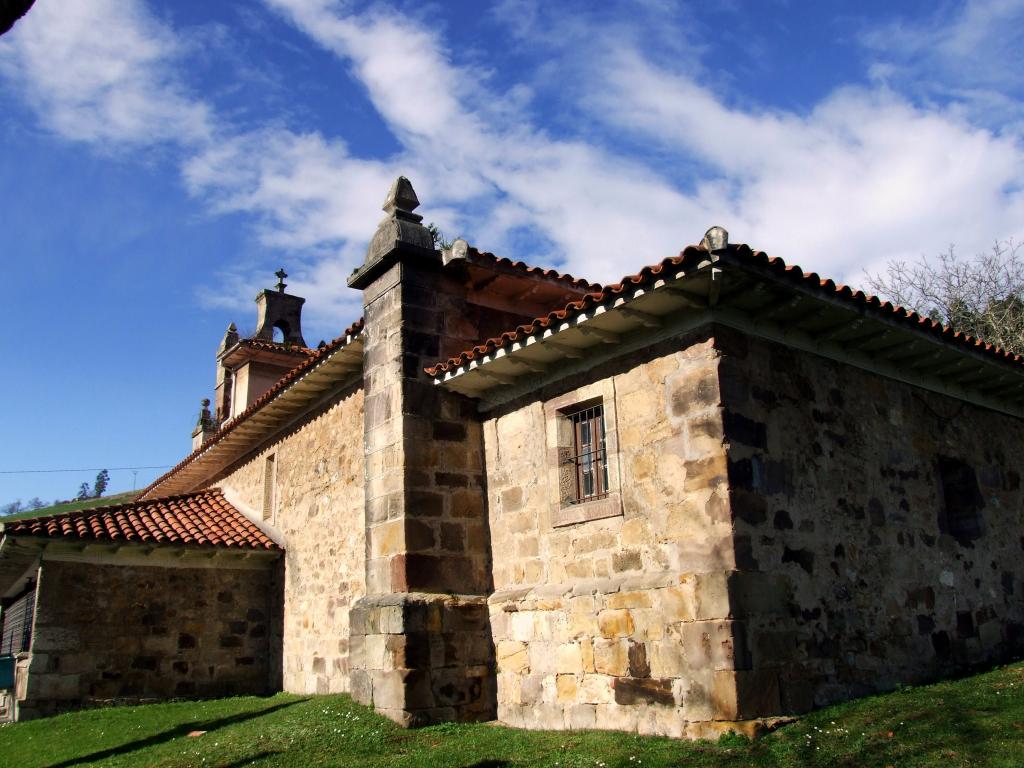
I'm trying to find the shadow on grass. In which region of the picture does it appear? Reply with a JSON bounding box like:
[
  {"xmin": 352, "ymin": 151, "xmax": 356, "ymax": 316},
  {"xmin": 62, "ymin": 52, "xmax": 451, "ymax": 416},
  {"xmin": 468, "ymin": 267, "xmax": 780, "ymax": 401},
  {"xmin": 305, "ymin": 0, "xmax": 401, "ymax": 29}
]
[
  {"xmin": 215, "ymin": 751, "xmax": 282, "ymax": 768},
  {"xmin": 462, "ymin": 762, "xmax": 510, "ymax": 768},
  {"xmin": 43, "ymin": 699, "xmax": 307, "ymax": 768}
]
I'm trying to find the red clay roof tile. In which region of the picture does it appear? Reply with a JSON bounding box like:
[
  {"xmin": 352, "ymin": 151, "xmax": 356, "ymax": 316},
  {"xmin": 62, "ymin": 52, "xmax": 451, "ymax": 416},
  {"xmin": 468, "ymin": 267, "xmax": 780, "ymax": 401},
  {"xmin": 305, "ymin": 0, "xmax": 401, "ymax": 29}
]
[
  {"xmin": 2, "ymin": 488, "xmax": 278, "ymax": 551},
  {"xmin": 235, "ymin": 338, "xmax": 316, "ymax": 356},
  {"xmin": 467, "ymin": 247, "xmax": 602, "ymax": 292},
  {"xmin": 426, "ymin": 243, "xmax": 1024, "ymax": 377}
]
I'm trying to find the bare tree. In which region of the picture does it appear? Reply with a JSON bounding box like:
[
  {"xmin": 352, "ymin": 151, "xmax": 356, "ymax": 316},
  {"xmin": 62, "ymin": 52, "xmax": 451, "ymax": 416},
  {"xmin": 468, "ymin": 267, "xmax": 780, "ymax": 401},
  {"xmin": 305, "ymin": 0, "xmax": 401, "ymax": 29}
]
[{"xmin": 865, "ymin": 240, "xmax": 1024, "ymax": 356}]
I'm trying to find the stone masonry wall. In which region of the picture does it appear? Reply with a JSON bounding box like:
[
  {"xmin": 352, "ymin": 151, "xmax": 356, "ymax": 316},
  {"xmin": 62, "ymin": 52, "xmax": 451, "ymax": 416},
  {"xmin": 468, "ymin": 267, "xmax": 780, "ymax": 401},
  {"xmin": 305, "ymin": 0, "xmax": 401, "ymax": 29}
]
[
  {"xmin": 719, "ymin": 329, "xmax": 1024, "ymax": 714},
  {"xmin": 22, "ymin": 560, "xmax": 276, "ymax": 719},
  {"xmin": 214, "ymin": 382, "xmax": 366, "ymax": 695},
  {"xmin": 485, "ymin": 331, "xmax": 749, "ymax": 739}
]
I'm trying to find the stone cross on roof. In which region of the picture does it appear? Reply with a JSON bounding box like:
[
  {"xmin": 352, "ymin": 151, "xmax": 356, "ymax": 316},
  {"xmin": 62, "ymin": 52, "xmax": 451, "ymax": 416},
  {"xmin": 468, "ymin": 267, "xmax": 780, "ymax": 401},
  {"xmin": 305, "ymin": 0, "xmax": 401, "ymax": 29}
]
[{"xmin": 275, "ymin": 268, "xmax": 288, "ymax": 293}]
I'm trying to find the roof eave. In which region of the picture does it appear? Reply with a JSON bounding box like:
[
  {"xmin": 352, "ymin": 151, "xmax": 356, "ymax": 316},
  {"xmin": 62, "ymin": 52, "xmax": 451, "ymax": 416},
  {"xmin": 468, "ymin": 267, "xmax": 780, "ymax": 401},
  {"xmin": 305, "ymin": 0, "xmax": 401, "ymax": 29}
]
[
  {"xmin": 435, "ymin": 255, "xmax": 1024, "ymax": 417},
  {"xmin": 142, "ymin": 331, "xmax": 364, "ymax": 499}
]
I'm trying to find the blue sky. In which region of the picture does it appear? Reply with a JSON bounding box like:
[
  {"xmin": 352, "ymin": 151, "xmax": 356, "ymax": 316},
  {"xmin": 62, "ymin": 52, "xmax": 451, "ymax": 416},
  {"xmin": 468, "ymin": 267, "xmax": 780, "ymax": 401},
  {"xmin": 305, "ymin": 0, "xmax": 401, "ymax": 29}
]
[{"xmin": 2, "ymin": 0, "xmax": 1023, "ymax": 503}]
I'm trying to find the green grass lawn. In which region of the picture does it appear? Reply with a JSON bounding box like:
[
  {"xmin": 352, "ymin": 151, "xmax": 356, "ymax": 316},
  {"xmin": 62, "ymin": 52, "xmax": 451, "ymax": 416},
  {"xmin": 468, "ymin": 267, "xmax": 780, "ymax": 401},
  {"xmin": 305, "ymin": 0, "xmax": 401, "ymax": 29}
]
[
  {"xmin": 2, "ymin": 661, "xmax": 1022, "ymax": 768},
  {"xmin": 2, "ymin": 492, "xmax": 139, "ymax": 522}
]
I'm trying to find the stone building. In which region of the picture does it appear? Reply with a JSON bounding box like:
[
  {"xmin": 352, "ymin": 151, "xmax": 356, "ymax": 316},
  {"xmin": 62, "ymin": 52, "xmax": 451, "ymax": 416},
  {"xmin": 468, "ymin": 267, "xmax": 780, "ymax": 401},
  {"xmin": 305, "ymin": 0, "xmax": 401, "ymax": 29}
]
[{"xmin": 2, "ymin": 177, "xmax": 1023, "ymax": 736}]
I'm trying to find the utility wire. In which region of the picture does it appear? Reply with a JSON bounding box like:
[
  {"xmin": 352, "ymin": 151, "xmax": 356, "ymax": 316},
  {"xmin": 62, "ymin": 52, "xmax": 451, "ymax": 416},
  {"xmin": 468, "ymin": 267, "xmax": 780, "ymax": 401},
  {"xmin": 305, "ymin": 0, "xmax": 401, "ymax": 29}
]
[{"xmin": 0, "ymin": 465, "xmax": 173, "ymax": 475}]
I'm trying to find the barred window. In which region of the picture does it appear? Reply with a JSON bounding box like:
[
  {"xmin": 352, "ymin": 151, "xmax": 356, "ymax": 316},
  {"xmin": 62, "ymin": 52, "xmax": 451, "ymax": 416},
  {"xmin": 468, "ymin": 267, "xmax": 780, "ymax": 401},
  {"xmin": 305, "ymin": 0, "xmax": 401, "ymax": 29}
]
[{"xmin": 565, "ymin": 403, "xmax": 610, "ymax": 504}]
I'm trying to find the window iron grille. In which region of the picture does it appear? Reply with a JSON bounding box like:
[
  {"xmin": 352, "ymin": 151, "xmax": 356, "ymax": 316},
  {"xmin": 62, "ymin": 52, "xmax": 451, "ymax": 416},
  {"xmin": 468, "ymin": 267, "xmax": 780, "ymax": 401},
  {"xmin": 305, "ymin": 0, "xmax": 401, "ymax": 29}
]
[{"xmin": 565, "ymin": 404, "xmax": 610, "ymax": 504}]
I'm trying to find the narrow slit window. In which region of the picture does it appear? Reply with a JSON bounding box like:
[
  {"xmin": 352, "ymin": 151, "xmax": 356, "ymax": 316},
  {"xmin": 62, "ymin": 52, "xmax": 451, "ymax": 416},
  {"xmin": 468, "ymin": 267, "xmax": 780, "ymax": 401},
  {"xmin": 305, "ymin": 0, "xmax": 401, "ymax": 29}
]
[
  {"xmin": 263, "ymin": 453, "xmax": 276, "ymax": 521},
  {"xmin": 567, "ymin": 404, "xmax": 609, "ymax": 504}
]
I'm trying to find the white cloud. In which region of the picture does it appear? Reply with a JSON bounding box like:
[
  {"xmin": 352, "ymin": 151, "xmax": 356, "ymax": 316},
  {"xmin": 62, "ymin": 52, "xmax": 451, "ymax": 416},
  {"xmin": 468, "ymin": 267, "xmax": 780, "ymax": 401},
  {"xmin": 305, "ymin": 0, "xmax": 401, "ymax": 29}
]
[
  {"xmin": 5, "ymin": 0, "xmax": 1024, "ymax": 314},
  {"xmin": 262, "ymin": 0, "xmax": 1024, "ymax": 289},
  {"xmin": 0, "ymin": 0, "xmax": 211, "ymax": 145},
  {"xmin": 587, "ymin": 50, "xmax": 1024, "ymax": 281},
  {"xmin": 860, "ymin": 0, "xmax": 1024, "ymax": 128}
]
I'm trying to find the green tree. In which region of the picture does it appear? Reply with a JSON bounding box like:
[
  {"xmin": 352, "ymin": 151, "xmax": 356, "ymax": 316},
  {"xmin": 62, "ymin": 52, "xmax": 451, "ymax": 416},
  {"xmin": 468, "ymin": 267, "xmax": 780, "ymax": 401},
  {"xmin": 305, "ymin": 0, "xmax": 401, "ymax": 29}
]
[
  {"xmin": 93, "ymin": 469, "xmax": 110, "ymax": 498},
  {"xmin": 76, "ymin": 482, "xmax": 91, "ymax": 501}
]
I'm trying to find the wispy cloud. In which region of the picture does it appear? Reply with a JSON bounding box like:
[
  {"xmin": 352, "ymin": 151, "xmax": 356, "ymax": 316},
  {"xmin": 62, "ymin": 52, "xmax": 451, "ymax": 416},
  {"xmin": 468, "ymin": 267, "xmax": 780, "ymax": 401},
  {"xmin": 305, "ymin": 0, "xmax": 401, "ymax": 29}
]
[
  {"xmin": 3, "ymin": 0, "xmax": 1024, "ymax": 323},
  {"xmin": 859, "ymin": 0, "xmax": 1024, "ymax": 128},
  {"xmin": 0, "ymin": 0, "xmax": 211, "ymax": 146},
  {"xmin": 588, "ymin": 49, "xmax": 1024, "ymax": 277}
]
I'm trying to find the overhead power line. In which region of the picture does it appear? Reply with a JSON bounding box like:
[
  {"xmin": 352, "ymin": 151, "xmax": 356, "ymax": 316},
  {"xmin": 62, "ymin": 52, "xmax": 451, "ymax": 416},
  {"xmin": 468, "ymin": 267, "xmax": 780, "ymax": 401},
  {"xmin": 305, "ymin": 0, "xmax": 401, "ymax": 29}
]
[{"xmin": 0, "ymin": 465, "xmax": 173, "ymax": 475}]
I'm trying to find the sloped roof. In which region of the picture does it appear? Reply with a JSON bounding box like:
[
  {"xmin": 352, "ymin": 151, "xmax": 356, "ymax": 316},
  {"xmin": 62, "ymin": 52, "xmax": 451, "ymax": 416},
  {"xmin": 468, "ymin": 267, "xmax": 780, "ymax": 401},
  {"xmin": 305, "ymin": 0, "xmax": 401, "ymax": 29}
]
[
  {"xmin": 2, "ymin": 488, "xmax": 278, "ymax": 550},
  {"xmin": 466, "ymin": 246, "xmax": 601, "ymax": 292},
  {"xmin": 427, "ymin": 242, "xmax": 1024, "ymax": 377},
  {"xmin": 234, "ymin": 338, "xmax": 315, "ymax": 356},
  {"xmin": 140, "ymin": 317, "xmax": 365, "ymax": 499}
]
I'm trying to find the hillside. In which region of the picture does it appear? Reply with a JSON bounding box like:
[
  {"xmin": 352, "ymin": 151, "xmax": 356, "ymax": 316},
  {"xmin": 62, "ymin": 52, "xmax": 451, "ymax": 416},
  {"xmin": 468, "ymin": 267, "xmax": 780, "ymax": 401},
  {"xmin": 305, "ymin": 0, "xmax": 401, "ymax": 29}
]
[{"xmin": 1, "ymin": 660, "xmax": 1021, "ymax": 767}]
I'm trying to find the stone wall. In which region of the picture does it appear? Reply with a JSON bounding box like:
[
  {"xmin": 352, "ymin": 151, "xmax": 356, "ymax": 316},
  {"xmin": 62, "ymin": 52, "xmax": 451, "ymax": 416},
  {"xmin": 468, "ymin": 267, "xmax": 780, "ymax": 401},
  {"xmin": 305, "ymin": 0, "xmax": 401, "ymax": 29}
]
[
  {"xmin": 214, "ymin": 381, "xmax": 366, "ymax": 695},
  {"xmin": 348, "ymin": 593, "xmax": 495, "ymax": 726},
  {"xmin": 719, "ymin": 329, "xmax": 1024, "ymax": 714},
  {"xmin": 21, "ymin": 559, "xmax": 277, "ymax": 718},
  {"xmin": 484, "ymin": 331, "xmax": 749, "ymax": 738}
]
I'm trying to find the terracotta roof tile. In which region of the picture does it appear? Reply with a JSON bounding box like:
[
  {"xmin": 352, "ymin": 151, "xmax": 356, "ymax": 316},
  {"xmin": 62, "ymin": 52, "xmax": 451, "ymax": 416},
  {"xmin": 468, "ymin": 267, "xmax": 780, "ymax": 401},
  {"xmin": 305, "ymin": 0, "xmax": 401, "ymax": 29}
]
[
  {"xmin": 426, "ymin": 243, "xmax": 1024, "ymax": 376},
  {"xmin": 2, "ymin": 488, "xmax": 278, "ymax": 550},
  {"xmin": 467, "ymin": 247, "xmax": 602, "ymax": 292},
  {"xmin": 235, "ymin": 338, "xmax": 315, "ymax": 356},
  {"xmin": 140, "ymin": 317, "xmax": 365, "ymax": 499}
]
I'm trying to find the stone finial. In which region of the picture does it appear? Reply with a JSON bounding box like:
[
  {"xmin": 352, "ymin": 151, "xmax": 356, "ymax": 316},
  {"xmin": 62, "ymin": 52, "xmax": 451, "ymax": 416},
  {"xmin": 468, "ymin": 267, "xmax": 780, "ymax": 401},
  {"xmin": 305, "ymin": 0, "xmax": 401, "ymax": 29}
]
[
  {"xmin": 196, "ymin": 398, "xmax": 213, "ymax": 428},
  {"xmin": 701, "ymin": 226, "xmax": 729, "ymax": 253},
  {"xmin": 192, "ymin": 397, "xmax": 217, "ymax": 449},
  {"xmin": 383, "ymin": 176, "xmax": 421, "ymax": 220},
  {"xmin": 275, "ymin": 268, "xmax": 288, "ymax": 292},
  {"xmin": 349, "ymin": 177, "xmax": 436, "ymax": 288}
]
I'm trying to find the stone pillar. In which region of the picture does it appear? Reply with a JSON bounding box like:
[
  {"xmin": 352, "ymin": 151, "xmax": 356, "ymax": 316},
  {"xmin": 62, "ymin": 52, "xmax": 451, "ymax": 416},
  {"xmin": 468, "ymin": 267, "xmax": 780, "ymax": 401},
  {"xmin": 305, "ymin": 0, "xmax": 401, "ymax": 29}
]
[{"xmin": 347, "ymin": 177, "xmax": 495, "ymax": 726}]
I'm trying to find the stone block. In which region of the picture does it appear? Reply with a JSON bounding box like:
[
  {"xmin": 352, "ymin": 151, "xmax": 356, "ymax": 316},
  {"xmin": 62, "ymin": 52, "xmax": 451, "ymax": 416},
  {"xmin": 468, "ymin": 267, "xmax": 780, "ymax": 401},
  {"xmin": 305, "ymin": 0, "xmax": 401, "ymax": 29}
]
[
  {"xmin": 598, "ymin": 609, "xmax": 635, "ymax": 638},
  {"xmin": 568, "ymin": 703, "xmax": 597, "ymax": 730},
  {"xmin": 520, "ymin": 674, "xmax": 544, "ymax": 705},
  {"xmin": 606, "ymin": 590, "xmax": 652, "ymax": 610},
  {"xmin": 577, "ymin": 674, "xmax": 615, "ymax": 704},
  {"xmin": 693, "ymin": 572, "xmax": 731, "ymax": 620},
  {"xmin": 614, "ymin": 677, "xmax": 674, "ymax": 706},
  {"xmin": 593, "ymin": 639, "xmax": 628, "ymax": 676},
  {"xmin": 594, "ymin": 703, "xmax": 639, "ymax": 733},
  {"xmin": 581, "ymin": 639, "xmax": 595, "ymax": 673},
  {"xmin": 556, "ymin": 643, "xmax": 583, "ymax": 674},
  {"xmin": 677, "ymin": 621, "xmax": 741, "ymax": 671},
  {"xmin": 556, "ymin": 674, "xmax": 578, "ymax": 702},
  {"xmin": 510, "ymin": 612, "xmax": 534, "ymax": 642},
  {"xmin": 349, "ymin": 669, "xmax": 372, "ymax": 705},
  {"xmin": 711, "ymin": 669, "xmax": 780, "ymax": 720},
  {"xmin": 657, "ymin": 584, "xmax": 696, "ymax": 623}
]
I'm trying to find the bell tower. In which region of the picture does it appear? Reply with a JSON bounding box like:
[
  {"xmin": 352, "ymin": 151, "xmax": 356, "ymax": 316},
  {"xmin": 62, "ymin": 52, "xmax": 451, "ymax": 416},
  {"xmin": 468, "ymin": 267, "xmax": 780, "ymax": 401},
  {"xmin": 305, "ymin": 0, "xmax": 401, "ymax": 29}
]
[{"xmin": 254, "ymin": 269, "xmax": 307, "ymax": 347}]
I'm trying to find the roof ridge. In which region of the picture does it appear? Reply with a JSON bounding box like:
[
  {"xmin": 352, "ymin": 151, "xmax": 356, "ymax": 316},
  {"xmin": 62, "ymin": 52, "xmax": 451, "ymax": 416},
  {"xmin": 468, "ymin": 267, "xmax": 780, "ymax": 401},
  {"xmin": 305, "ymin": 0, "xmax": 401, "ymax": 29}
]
[
  {"xmin": 426, "ymin": 242, "xmax": 1024, "ymax": 377},
  {"xmin": 467, "ymin": 246, "xmax": 602, "ymax": 292},
  {"xmin": 5, "ymin": 488, "xmax": 227, "ymax": 526}
]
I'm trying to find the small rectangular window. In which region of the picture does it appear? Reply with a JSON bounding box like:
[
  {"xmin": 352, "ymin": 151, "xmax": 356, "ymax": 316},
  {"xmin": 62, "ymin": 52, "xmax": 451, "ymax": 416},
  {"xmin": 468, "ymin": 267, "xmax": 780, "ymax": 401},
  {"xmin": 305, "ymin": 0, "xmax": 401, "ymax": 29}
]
[
  {"xmin": 263, "ymin": 454, "xmax": 276, "ymax": 521},
  {"xmin": 547, "ymin": 387, "xmax": 622, "ymax": 528},
  {"xmin": 565, "ymin": 403, "xmax": 610, "ymax": 505}
]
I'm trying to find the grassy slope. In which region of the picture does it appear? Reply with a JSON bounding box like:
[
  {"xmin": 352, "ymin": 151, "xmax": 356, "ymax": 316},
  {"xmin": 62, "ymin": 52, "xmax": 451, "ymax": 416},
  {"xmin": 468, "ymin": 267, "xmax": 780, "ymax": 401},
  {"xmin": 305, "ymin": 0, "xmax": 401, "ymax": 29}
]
[
  {"xmin": 2, "ymin": 492, "xmax": 139, "ymax": 522},
  {"xmin": 1, "ymin": 661, "xmax": 1022, "ymax": 768}
]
